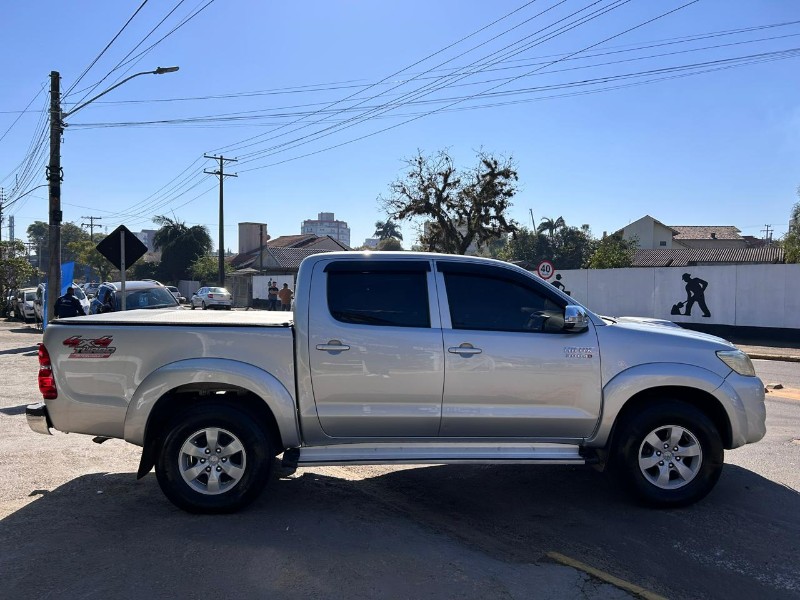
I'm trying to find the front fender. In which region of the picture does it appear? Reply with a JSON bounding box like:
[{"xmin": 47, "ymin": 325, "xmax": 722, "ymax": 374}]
[
  {"xmin": 123, "ymin": 358, "xmax": 300, "ymax": 448},
  {"xmin": 585, "ymin": 362, "xmax": 731, "ymax": 448}
]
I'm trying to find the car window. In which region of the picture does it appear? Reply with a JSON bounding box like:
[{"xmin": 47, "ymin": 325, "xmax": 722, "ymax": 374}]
[
  {"xmin": 25, "ymin": 291, "xmax": 36, "ymax": 301},
  {"xmin": 209, "ymin": 287, "xmax": 226, "ymax": 294},
  {"xmin": 72, "ymin": 287, "xmax": 86, "ymax": 300},
  {"xmin": 117, "ymin": 287, "xmax": 178, "ymax": 309},
  {"xmin": 443, "ymin": 272, "xmax": 564, "ymax": 333},
  {"xmin": 327, "ymin": 271, "xmax": 430, "ymax": 328}
]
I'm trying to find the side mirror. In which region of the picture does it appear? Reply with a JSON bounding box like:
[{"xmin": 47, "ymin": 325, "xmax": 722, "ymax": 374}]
[{"xmin": 564, "ymin": 305, "xmax": 590, "ymax": 333}]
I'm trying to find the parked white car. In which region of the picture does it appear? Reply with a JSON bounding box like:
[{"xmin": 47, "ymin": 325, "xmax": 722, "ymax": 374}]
[
  {"xmin": 190, "ymin": 286, "xmax": 232, "ymax": 310},
  {"xmin": 15, "ymin": 288, "xmax": 37, "ymax": 322},
  {"xmin": 165, "ymin": 286, "xmax": 186, "ymax": 304}
]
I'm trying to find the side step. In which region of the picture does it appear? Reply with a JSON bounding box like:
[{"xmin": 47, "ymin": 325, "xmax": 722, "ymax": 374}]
[{"xmin": 283, "ymin": 442, "xmax": 586, "ymax": 468}]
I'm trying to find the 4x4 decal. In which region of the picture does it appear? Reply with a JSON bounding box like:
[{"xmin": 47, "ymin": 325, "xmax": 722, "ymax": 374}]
[{"xmin": 63, "ymin": 336, "xmax": 116, "ymax": 358}]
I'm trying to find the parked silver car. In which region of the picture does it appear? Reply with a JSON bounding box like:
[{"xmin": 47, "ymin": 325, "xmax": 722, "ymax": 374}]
[{"xmin": 190, "ymin": 286, "xmax": 232, "ymax": 310}]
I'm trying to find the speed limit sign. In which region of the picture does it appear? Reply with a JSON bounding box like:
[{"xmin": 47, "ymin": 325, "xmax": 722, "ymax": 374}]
[{"xmin": 536, "ymin": 260, "xmax": 554, "ymax": 280}]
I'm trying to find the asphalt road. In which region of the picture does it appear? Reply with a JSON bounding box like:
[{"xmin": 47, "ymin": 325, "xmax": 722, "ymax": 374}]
[
  {"xmin": 1, "ymin": 320, "xmax": 798, "ymax": 600},
  {"xmin": 754, "ymin": 359, "xmax": 800, "ymax": 389}
]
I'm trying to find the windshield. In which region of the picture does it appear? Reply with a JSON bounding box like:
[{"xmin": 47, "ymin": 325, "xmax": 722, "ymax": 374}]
[
  {"xmin": 24, "ymin": 291, "xmax": 36, "ymax": 301},
  {"xmin": 114, "ymin": 286, "xmax": 179, "ymax": 310},
  {"xmin": 208, "ymin": 287, "xmax": 228, "ymax": 294},
  {"xmin": 72, "ymin": 287, "xmax": 86, "ymax": 300}
]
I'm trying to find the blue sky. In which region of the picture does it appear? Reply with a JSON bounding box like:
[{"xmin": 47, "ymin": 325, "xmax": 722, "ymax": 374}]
[{"xmin": 1, "ymin": 0, "xmax": 798, "ymax": 252}]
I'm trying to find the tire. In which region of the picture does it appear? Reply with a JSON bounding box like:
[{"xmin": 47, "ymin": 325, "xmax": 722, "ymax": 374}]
[
  {"xmin": 613, "ymin": 400, "xmax": 723, "ymax": 508},
  {"xmin": 190, "ymin": 301, "xmax": 195, "ymax": 310},
  {"xmin": 202, "ymin": 301, "xmax": 207, "ymax": 310},
  {"xmin": 155, "ymin": 404, "xmax": 273, "ymax": 513}
]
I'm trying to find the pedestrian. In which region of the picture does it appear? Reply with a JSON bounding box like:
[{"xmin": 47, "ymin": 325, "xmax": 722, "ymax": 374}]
[
  {"xmin": 267, "ymin": 280, "xmax": 279, "ymax": 311},
  {"xmin": 54, "ymin": 287, "xmax": 87, "ymax": 318},
  {"xmin": 278, "ymin": 283, "xmax": 293, "ymax": 311}
]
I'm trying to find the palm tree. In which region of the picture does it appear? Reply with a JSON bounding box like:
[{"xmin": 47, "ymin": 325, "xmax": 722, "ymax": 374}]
[
  {"xmin": 536, "ymin": 216, "xmax": 565, "ymax": 238},
  {"xmin": 374, "ymin": 220, "xmax": 403, "ymax": 241},
  {"xmin": 153, "ymin": 215, "xmax": 212, "ymax": 282}
]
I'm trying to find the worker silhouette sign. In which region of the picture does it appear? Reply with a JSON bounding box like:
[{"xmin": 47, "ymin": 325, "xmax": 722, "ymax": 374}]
[{"xmin": 671, "ymin": 273, "xmax": 711, "ymax": 317}]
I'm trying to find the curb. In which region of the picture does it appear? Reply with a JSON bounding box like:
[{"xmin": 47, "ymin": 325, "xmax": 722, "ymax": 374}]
[{"xmin": 746, "ymin": 353, "xmax": 800, "ymax": 363}]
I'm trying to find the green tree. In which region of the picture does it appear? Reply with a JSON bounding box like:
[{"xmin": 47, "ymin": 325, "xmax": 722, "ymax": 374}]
[
  {"xmin": 552, "ymin": 225, "xmax": 598, "ymax": 269},
  {"xmin": 67, "ymin": 234, "xmax": 111, "ymax": 282},
  {"xmin": 587, "ymin": 234, "xmax": 638, "ymax": 268},
  {"xmin": 153, "ymin": 215, "xmax": 213, "ymax": 282},
  {"xmin": 498, "ymin": 227, "xmax": 553, "ymax": 264},
  {"xmin": 536, "ymin": 216, "xmax": 566, "ymax": 239},
  {"xmin": 374, "ymin": 220, "xmax": 403, "ymax": 241},
  {"xmin": 131, "ymin": 260, "xmax": 161, "ymax": 281},
  {"xmin": 782, "ymin": 197, "xmax": 800, "ymax": 263},
  {"xmin": 27, "ymin": 220, "xmax": 91, "ymax": 269},
  {"xmin": 189, "ymin": 254, "xmax": 233, "ymax": 283},
  {"xmin": 382, "ymin": 150, "xmax": 519, "ymax": 254},
  {"xmin": 0, "ymin": 241, "xmax": 38, "ymax": 316},
  {"xmin": 376, "ymin": 237, "xmax": 403, "ymax": 251}
]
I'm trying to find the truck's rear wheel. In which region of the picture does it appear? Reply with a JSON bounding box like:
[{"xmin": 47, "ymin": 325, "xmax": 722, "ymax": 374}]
[
  {"xmin": 155, "ymin": 404, "xmax": 272, "ymax": 513},
  {"xmin": 614, "ymin": 400, "xmax": 723, "ymax": 508}
]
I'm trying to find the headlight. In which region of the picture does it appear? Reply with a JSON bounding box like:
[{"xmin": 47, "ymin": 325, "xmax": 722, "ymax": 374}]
[{"xmin": 716, "ymin": 350, "xmax": 756, "ymax": 377}]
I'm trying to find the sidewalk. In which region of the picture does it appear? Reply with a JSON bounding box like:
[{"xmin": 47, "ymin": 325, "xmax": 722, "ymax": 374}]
[{"xmin": 736, "ymin": 344, "xmax": 800, "ymax": 363}]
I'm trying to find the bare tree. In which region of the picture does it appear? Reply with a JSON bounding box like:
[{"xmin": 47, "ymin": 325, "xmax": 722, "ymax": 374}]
[{"xmin": 382, "ymin": 150, "xmax": 518, "ymax": 254}]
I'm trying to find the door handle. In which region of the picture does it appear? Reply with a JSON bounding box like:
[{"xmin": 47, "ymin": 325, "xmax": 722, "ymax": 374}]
[
  {"xmin": 448, "ymin": 344, "xmax": 482, "ymax": 355},
  {"xmin": 316, "ymin": 340, "xmax": 351, "ymax": 352}
]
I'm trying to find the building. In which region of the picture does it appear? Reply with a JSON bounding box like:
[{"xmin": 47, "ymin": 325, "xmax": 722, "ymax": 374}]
[
  {"xmin": 238, "ymin": 222, "xmax": 269, "ymax": 254},
  {"xmin": 616, "ymin": 215, "xmax": 782, "ymax": 267},
  {"xmin": 301, "ymin": 212, "xmax": 350, "ymax": 247},
  {"xmin": 620, "ymin": 215, "xmax": 753, "ymax": 250},
  {"xmin": 362, "ymin": 238, "xmax": 380, "ymax": 249},
  {"xmin": 134, "ymin": 229, "xmax": 158, "ymax": 252},
  {"xmin": 229, "ymin": 233, "xmax": 351, "ymax": 272}
]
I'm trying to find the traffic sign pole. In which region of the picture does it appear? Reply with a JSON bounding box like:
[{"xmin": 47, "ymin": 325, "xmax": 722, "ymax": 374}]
[{"xmin": 120, "ymin": 231, "xmax": 127, "ymax": 311}]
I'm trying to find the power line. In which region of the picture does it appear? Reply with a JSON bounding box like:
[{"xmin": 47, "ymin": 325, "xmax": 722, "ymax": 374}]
[
  {"xmin": 0, "ymin": 83, "xmax": 46, "ymax": 145},
  {"xmin": 63, "ymin": 0, "xmax": 151, "ymax": 97},
  {"xmin": 237, "ymin": 0, "xmax": 702, "ymax": 173},
  {"xmin": 68, "ymin": 40, "xmax": 800, "ymax": 131}
]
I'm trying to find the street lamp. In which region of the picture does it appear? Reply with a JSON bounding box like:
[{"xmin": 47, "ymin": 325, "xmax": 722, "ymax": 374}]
[{"xmin": 46, "ymin": 66, "xmax": 179, "ymax": 325}]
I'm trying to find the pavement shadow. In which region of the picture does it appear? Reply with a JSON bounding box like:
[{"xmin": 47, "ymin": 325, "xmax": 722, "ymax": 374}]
[
  {"xmin": 5, "ymin": 326, "xmax": 41, "ymax": 335},
  {"xmin": 0, "ymin": 404, "xmax": 27, "ymax": 416},
  {"xmin": 0, "ymin": 462, "xmax": 797, "ymax": 599},
  {"xmin": 0, "ymin": 345, "xmax": 39, "ymax": 356}
]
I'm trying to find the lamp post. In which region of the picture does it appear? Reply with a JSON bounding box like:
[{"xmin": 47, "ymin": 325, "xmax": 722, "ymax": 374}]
[{"xmin": 46, "ymin": 66, "xmax": 179, "ymax": 325}]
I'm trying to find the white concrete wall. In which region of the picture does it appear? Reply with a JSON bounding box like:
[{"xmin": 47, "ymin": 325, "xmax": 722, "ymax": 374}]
[{"xmin": 545, "ymin": 264, "xmax": 800, "ymax": 329}]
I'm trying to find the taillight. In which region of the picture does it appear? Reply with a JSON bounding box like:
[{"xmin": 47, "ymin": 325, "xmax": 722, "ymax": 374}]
[
  {"xmin": 38, "ymin": 343, "xmax": 57, "ymax": 400},
  {"xmin": 208, "ymin": 294, "xmax": 214, "ymax": 299}
]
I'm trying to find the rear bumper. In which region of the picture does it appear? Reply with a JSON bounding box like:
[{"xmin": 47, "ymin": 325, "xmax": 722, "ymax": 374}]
[{"xmin": 26, "ymin": 402, "xmax": 53, "ymax": 435}]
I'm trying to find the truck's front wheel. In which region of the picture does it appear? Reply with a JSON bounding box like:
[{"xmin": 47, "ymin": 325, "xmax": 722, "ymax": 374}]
[
  {"xmin": 155, "ymin": 404, "xmax": 272, "ymax": 513},
  {"xmin": 614, "ymin": 400, "xmax": 723, "ymax": 508}
]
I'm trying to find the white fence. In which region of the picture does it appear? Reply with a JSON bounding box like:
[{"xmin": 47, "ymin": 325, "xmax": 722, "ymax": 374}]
[{"xmin": 546, "ymin": 264, "xmax": 800, "ymax": 330}]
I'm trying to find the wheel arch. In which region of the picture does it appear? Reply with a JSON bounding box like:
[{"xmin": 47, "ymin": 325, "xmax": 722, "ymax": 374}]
[
  {"xmin": 124, "ymin": 358, "xmax": 300, "ymax": 478},
  {"xmin": 587, "ymin": 363, "xmax": 735, "ymax": 450}
]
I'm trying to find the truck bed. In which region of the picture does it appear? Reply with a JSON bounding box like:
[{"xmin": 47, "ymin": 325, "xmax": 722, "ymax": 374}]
[{"xmin": 54, "ymin": 308, "xmax": 294, "ymax": 327}]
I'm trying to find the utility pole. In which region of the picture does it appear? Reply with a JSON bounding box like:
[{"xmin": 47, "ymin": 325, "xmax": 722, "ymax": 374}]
[
  {"xmin": 81, "ymin": 215, "xmax": 102, "ymax": 242},
  {"xmin": 204, "ymin": 154, "xmax": 237, "ymax": 286},
  {"xmin": 0, "ymin": 187, "xmax": 5, "ymax": 242},
  {"xmin": 47, "ymin": 71, "xmax": 63, "ymax": 325},
  {"xmin": 9, "ymin": 215, "xmax": 14, "ymax": 242},
  {"xmin": 528, "ymin": 208, "xmax": 536, "ymax": 232},
  {"xmin": 761, "ymin": 224, "xmax": 773, "ymax": 246}
]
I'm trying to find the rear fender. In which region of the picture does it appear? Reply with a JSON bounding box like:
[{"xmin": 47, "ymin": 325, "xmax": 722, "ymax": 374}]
[
  {"xmin": 585, "ymin": 363, "xmax": 731, "ymax": 448},
  {"xmin": 124, "ymin": 358, "xmax": 300, "ymax": 448}
]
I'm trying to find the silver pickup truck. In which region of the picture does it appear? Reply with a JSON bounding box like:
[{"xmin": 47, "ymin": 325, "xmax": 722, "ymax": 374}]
[{"xmin": 27, "ymin": 252, "xmax": 766, "ymax": 513}]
